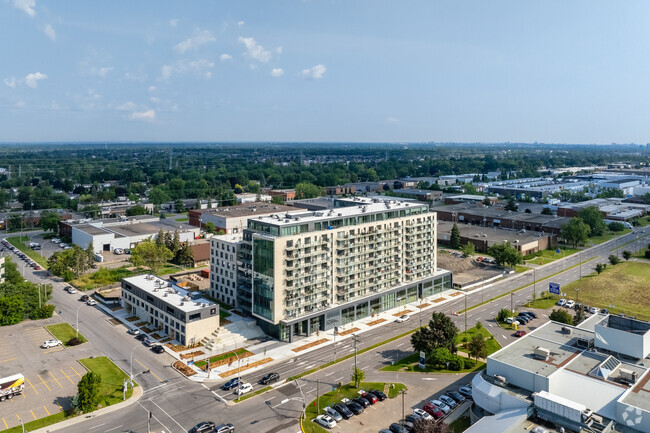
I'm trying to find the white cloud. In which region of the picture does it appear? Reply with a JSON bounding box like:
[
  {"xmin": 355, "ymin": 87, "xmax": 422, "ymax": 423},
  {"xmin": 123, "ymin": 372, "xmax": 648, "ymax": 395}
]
[
  {"xmin": 160, "ymin": 59, "xmax": 214, "ymax": 80},
  {"xmin": 148, "ymin": 86, "xmax": 156, "ymax": 92},
  {"xmin": 237, "ymin": 20, "xmax": 245, "ymax": 27},
  {"xmin": 219, "ymin": 53, "xmax": 232, "ymax": 61},
  {"xmin": 43, "ymin": 24, "xmax": 55, "ymax": 40},
  {"xmin": 11, "ymin": 0, "xmax": 35, "ymax": 17},
  {"xmin": 173, "ymin": 29, "xmax": 216, "ymax": 54},
  {"xmin": 129, "ymin": 109, "xmax": 155, "ymax": 122},
  {"xmin": 90, "ymin": 66, "xmax": 113, "ymax": 78},
  {"xmin": 150, "ymin": 97, "xmax": 160, "ymax": 103},
  {"xmin": 117, "ymin": 101, "xmax": 137, "ymax": 111},
  {"xmin": 387, "ymin": 117, "xmax": 400, "ymax": 124},
  {"xmin": 25, "ymin": 72, "xmax": 47, "ymax": 88},
  {"xmin": 238, "ymin": 36, "xmax": 274, "ymax": 63},
  {"xmin": 4, "ymin": 77, "xmax": 16, "ymax": 88},
  {"xmin": 300, "ymin": 64, "xmax": 326, "ymax": 79},
  {"xmin": 270, "ymin": 68, "xmax": 284, "ymax": 78},
  {"xmin": 170, "ymin": 19, "xmax": 179, "ymax": 27}
]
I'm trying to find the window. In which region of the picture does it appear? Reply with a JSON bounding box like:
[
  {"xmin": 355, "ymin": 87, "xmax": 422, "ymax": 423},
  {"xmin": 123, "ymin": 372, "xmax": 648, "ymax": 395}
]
[
  {"xmin": 189, "ymin": 313, "xmax": 201, "ymax": 321},
  {"xmin": 210, "ymin": 308, "xmax": 217, "ymax": 315}
]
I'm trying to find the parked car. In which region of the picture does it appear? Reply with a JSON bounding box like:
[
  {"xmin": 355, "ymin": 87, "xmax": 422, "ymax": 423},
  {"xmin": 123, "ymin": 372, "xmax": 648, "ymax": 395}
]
[
  {"xmin": 128, "ymin": 328, "xmax": 140, "ymax": 335},
  {"xmin": 506, "ymin": 317, "xmax": 520, "ymax": 326},
  {"xmin": 430, "ymin": 399, "xmax": 450, "ymax": 414},
  {"xmin": 234, "ymin": 383, "xmax": 252, "ymax": 395},
  {"xmin": 213, "ymin": 424, "xmax": 235, "ymax": 433},
  {"xmin": 412, "ymin": 408, "xmax": 434, "ymax": 421},
  {"xmin": 324, "ymin": 406, "xmax": 343, "ymax": 422},
  {"xmin": 404, "ymin": 414, "xmax": 420, "ymax": 425},
  {"xmin": 86, "ymin": 299, "xmax": 97, "ymax": 306},
  {"xmin": 346, "ymin": 401, "xmax": 364, "ymax": 415},
  {"xmin": 589, "ymin": 306, "xmax": 599, "ymax": 314},
  {"xmin": 515, "ymin": 315, "xmax": 530, "ymax": 324},
  {"xmin": 260, "ymin": 372, "xmax": 280, "ymax": 385},
  {"xmin": 522, "ymin": 311, "xmax": 537, "ymax": 319},
  {"xmin": 361, "ymin": 392, "xmax": 378, "ymax": 405},
  {"xmin": 34, "ymin": 265, "xmax": 41, "ymax": 270},
  {"xmin": 80, "ymin": 294, "xmax": 89, "ymax": 302},
  {"xmin": 42, "ymin": 339, "xmax": 62, "ymax": 349},
  {"xmin": 514, "ymin": 330, "xmax": 527, "ymax": 337},
  {"xmin": 447, "ymin": 391, "xmax": 466, "ymax": 404},
  {"xmin": 379, "ymin": 430, "xmax": 393, "ymax": 433},
  {"xmin": 222, "ymin": 378, "xmax": 243, "ymax": 391},
  {"xmin": 333, "ymin": 403, "xmax": 354, "ymax": 419},
  {"xmin": 458, "ymin": 386, "xmax": 473, "ymax": 398},
  {"xmin": 353, "ymin": 397, "xmax": 370, "ymax": 408},
  {"xmin": 135, "ymin": 333, "xmax": 147, "ymax": 341},
  {"xmin": 601, "ymin": 308, "xmax": 609, "ymax": 314},
  {"xmin": 422, "ymin": 403, "xmax": 444, "ymax": 419},
  {"xmin": 557, "ymin": 298, "xmax": 566, "ymax": 307},
  {"xmin": 574, "ymin": 302, "xmax": 583, "ymax": 311},
  {"xmin": 565, "ymin": 300, "xmax": 575, "ymax": 309},
  {"xmin": 314, "ymin": 414, "xmax": 336, "ymax": 429},
  {"xmin": 369, "ymin": 389, "xmax": 387, "ymax": 401},
  {"xmin": 389, "ymin": 423, "xmax": 409, "ymax": 433},
  {"xmin": 395, "ymin": 314, "xmax": 410, "ymax": 323},
  {"xmin": 439, "ymin": 394, "xmax": 456, "ymax": 408},
  {"xmin": 66, "ymin": 286, "xmax": 77, "ymax": 294},
  {"xmin": 151, "ymin": 344, "xmax": 165, "ymax": 354},
  {"xmin": 189, "ymin": 421, "xmax": 215, "ymax": 433},
  {"xmin": 143, "ymin": 338, "xmax": 155, "ymax": 347}
]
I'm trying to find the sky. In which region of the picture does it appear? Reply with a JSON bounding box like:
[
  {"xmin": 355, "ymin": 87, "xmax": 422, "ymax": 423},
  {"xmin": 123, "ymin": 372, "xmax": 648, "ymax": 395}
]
[{"xmin": 2, "ymin": 0, "xmax": 650, "ymax": 144}]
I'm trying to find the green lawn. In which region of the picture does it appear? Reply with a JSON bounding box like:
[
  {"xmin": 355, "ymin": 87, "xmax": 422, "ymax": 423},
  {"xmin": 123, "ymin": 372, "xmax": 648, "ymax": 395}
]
[
  {"xmin": 450, "ymin": 415, "xmax": 471, "ymax": 433},
  {"xmin": 525, "ymin": 294, "xmax": 560, "ymax": 309},
  {"xmin": 635, "ymin": 216, "xmax": 650, "ymax": 227},
  {"xmin": 174, "ymin": 217, "xmax": 188, "ymax": 222},
  {"xmin": 587, "ymin": 229, "xmax": 631, "ymax": 245},
  {"xmin": 524, "ymin": 247, "xmax": 579, "ymax": 266},
  {"xmin": 381, "ymin": 352, "xmax": 486, "ymax": 374},
  {"xmin": 634, "ymin": 248, "xmax": 649, "ymax": 260},
  {"xmin": 561, "ymin": 261, "xmax": 650, "ymax": 320},
  {"xmin": 303, "ymin": 382, "xmax": 407, "ymax": 433},
  {"xmin": 456, "ymin": 326, "xmax": 501, "ymax": 355},
  {"xmin": 72, "ymin": 266, "xmax": 137, "ymax": 290},
  {"xmin": 194, "ymin": 348, "xmax": 249, "ymax": 368},
  {"xmin": 78, "ymin": 356, "xmax": 135, "ymax": 407},
  {"xmin": 3, "ymin": 412, "xmax": 68, "ymax": 433},
  {"xmin": 514, "ymin": 265, "xmax": 531, "ymax": 273},
  {"xmin": 46, "ymin": 323, "xmax": 88, "ymax": 345},
  {"xmin": 6, "ymin": 235, "xmax": 48, "ymax": 267}
]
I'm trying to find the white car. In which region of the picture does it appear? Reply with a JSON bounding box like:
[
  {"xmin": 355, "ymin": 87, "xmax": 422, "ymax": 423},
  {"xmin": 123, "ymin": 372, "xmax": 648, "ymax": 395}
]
[
  {"xmin": 396, "ymin": 314, "xmax": 410, "ymax": 323},
  {"xmin": 52, "ymin": 238, "xmax": 61, "ymax": 244},
  {"xmin": 557, "ymin": 299, "xmax": 566, "ymax": 307},
  {"xmin": 565, "ymin": 300, "xmax": 575, "ymax": 309},
  {"xmin": 430, "ymin": 399, "xmax": 450, "ymax": 414},
  {"xmin": 413, "ymin": 408, "xmax": 433, "ymax": 421},
  {"xmin": 589, "ymin": 306, "xmax": 599, "ymax": 314},
  {"xmin": 234, "ymin": 383, "xmax": 252, "ymax": 395},
  {"xmin": 67, "ymin": 287, "xmax": 77, "ymax": 294},
  {"xmin": 86, "ymin": 299, "xmax": 97, "ymax": 306},
  {"xmin": 314, "ymin": 414, "xmax": 337, "ymax": 429},
  {"xmin": 42, "ymin": 339, "xmax": 62, "ymax": 349},
  {"xmin": 506, "ymin": 317, "xmax": 520, "ymax": 326},
  {"xmin": 324, "ymin": 407, "xmax": 342, "ymax": 422}
]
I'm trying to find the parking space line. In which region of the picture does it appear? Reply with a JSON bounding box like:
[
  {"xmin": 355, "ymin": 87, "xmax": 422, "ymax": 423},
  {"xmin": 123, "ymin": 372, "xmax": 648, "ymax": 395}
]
[
  {"xmin": 70, "ymin": 366, "xmax": 84, "ymax": 378},
  {"xmin": 134, "ymin": 359, "xmax": 163, "ymax": 382},
  {"xmin": 0, "ymin": 357, "xmax": 17, "ymax": 363},
  {"xmin": 21, "ymin": 392, "xmax": 26, "ymax": 399},
  {"xmin": 15, "ymin": 414, "xmax": 20, "ymax": 421},
  {"xmin": 38, "ymin": 374, "xmax": 52, "ymax": 392},
  {"xmin": 44, "ymin": 347, "xmax": 64, "ymax": 354},
  {"xmin": 44, "ymin": 406, "xmax": 50, "ymax": 416},
  {"xmin": 31, "ymin": 410, "xmax": 36, "ymax": 420},
  {"xmin": 26, "ymin": 377, "xmax": 39, "ymax": 395},
  {"xmin": 2, "ymin": 418, "xmax": 6, "ymax": 429},
  {"xmin": 49, "ymin": 372, "xmax": 64, "ymax": 389},
  {"xmin": 60, "ymin": 369, "xmax": 76, "ymax": 385}
]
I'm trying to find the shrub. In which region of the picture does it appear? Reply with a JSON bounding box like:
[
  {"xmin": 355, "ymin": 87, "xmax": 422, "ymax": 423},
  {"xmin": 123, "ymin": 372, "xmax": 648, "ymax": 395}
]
[
  {"xmin": 67, "ymin": 337, "xmax": 83, "ymax": 346},
  {"xmin": 448, "ymin": 356, "xmax": 465, "ymax": 371},
  {"xmin": 30, "ymin": 304, "xmax": 55, "ymax": 320},
  {"xmin": 608, "ymin": 222, "xmax": 625, "ymax": 232},
  {"xmin": 497, "ymin": 308, "xmax": 510, "ymax": 322},
  {"xmin": 608, "ymin": 255, "xmax": 620, "ymax": 266}
]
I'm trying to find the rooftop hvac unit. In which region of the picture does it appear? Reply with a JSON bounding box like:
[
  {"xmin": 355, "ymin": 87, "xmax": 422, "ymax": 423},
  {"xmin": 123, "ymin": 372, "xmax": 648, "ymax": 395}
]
[
  {"xmin": 619, "ymin": 368, "xmax": 638, "ymax": 384},
  {"xmin": 561, "ymin": 326, "xmax": 572, "ymax": 334},
  {"xmin": 534, "ymin": 346, "xmax": 551, "ymax": 361},
  {"xmin": 494, "ymin": 375, "xmax": 507, "ymax": 385}
]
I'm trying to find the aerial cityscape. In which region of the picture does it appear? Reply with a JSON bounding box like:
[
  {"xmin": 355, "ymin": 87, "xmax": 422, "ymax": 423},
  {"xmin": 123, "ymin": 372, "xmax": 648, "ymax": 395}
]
[{"xmin": 2, "ymin": 2, "xmax": 650, "ymax": 433}]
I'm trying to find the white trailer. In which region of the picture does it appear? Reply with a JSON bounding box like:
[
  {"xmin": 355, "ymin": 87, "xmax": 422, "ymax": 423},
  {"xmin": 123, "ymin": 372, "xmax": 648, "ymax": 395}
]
[
  {"xmin": 534, "ymin": 390, "xmax": 593, "ymax": 424},
  {"xmin": 0, "ymin": 374, "xmax": 25, "ymax": 401}
]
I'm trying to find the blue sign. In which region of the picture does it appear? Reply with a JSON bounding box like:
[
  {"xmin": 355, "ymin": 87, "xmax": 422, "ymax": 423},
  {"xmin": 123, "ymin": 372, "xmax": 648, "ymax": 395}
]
[
  {"xmin": 556, "ymin": 249, "xmax": 561, "ymax": 254},
  {"xmin": 549, "ymin": 282, "xmax": 560, "ymax": 295},
  {"xmin": 419, "ymin": 351, "xmax": 426, "ymax": 369}
]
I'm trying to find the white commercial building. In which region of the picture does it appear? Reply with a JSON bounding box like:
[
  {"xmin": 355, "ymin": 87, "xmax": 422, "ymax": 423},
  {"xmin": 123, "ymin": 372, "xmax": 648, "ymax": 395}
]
[{"xmin": 470, "ymin": 315, "xmax": 650, "ymax": 433}]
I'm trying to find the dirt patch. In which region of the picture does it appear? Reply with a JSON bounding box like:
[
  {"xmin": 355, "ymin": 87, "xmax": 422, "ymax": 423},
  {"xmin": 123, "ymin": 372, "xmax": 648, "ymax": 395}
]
[
  {"xmin": 166, "ymin": 342, "xmax": 203, "ymax": 352},
  {"xmin": 393, "ymin": 310, "xmax": 413, "ymax": 316},
  {"xmin": 173, "ymin": 361, "xmax": 196, "ymax": 377},
  {"xmin": 367, "ymin": 318, "xmax": 387, "ymax": 326},
  {"xmin": 338, "ymin": 327, "xmax": 360, "ymax": 337},
  {"xmin": 292, "ymin": 338, "xmax": 329, "ymax": 353},
  {"xmin": 110, "ymin": 306, "xmax": 122, "ymax": 311},
  {"xmin": 449, "ymin": 292, "xmax": 464, "ymax": 297},
  {"xmin": 180, "ymin": 350, "xmax": 205, "ymax": 360},
  {"xmin": 107, "ymin": 318, "xmax": 122, "ymax": 326},
  {"xmin": 432, "ymin": 297, "xmax": 445, "ymax": 303},
  {"xmin": 135, "ymin": 321, "xmax": 148, "ymax": 327},
  {"xmin": 437, "ymin": 254, "xmax": 483, "ymax": 274},
  {"xmin": 220, "ymin": 318, "xmax": 232, "ymax": 326},
  {"xmin": 418, "ymin": 303, "xmax": 430, "ymax": 309},
  {"xmin": 141, "ymin": 326, "xmax": 155, "ymax": 333},
  {"xmin": 160, "ymin": 337, "xmax": 172, "ymax": 343},
  {"xmin": 219, "ymin": 357, "xmax": 274, "ymax": 378},
  {"xmin": 151, "ymin": 333, "xmax": 164, "ymax": 340},
  {"xmin": 126, "ymin": 316, "xmax": 139, "ymax": 322}
]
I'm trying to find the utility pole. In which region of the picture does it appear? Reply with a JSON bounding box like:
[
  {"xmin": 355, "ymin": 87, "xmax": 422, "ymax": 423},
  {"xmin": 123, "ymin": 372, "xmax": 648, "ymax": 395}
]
[
  {"xmin": 352, "ymin": 334, "xmax": 360, "ymax": 386},
  {"xmin": 400, "ymin": 389, "xmax": 407, "ymax": 432},
  {"xmin": 464, "ymin": 292, "xmax": 467, "ymax": 337},
  {"xmin": 316, "ymin": 379, "xmax": 320, "ymax": 413},
  {"xmin": 510, "ymin": 292, "xmax": 514, "ymax": 316},
  {"xmin": 147, "ymin": 410, "xmax": 152, "ymax": 433}
]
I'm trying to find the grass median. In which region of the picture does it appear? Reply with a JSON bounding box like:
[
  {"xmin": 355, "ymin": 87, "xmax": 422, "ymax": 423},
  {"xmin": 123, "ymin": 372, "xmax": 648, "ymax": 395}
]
[
  {"xmin": 79, "ymin": 356, "xmax": 136, "ymax": 406},
  {"xmin": 6, "ymin": 235, "xmax": 48, "ymax": 267},
  {"xmin": 46, "ymin": 323, "xmax": 88, "ymax": 346}
]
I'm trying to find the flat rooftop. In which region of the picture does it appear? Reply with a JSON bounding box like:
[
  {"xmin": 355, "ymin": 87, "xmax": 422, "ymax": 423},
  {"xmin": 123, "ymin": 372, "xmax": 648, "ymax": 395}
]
[
  {"xmin": 123, "ymin": 274, "xmax": 214, "ymax": 313},
  {"xmin": 191, "ymin": 202, "xmax": 295, "ymax": 218},
  {"xmin": 438, "ymin": 221, "xmax": 550, "ymax": 244},
  {"xmin": 76, "ymin": 218, "xmax": 196, "ymax": 237},
  {"xmin": 210, "ymin": 233, "xmax": 243, "ymax": 244},
  {"xmin": 431, "ymin": 203, "xmax": 571, "ymax": 226}
]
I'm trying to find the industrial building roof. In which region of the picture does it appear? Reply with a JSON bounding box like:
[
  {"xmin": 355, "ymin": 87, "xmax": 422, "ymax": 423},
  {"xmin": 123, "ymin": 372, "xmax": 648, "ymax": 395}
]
[
  {"xmin": 191, "ymin": 202, "xmax": 295, "ymax": 218},
  {"xmin": 437, "ymin": 221, "xmax": 550, "ymax": 245}
]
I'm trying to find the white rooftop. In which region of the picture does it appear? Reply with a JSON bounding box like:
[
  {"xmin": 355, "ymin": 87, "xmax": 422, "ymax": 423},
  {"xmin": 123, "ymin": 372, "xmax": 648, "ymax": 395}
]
[
  {"xmin": 211, "ymin": 233, "xmax": 243, "ymax": 244},
  {"xmin": 123, "ymin": 274, "xmax": 215, "ymax": 313}
]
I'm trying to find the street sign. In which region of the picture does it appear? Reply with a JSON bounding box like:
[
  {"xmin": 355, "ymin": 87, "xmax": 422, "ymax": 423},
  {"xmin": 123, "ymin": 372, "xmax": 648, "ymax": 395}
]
[
  {"xmin": 419, "ymin": 351, "xmax": 426, "ymax": 369},
  {"xmin": 556, "ymin": 249, "xmax": 561, "ymax": 254},
  {"xmin": 549, "ymin": 282, "xmax": 560, "ymax": 295}
]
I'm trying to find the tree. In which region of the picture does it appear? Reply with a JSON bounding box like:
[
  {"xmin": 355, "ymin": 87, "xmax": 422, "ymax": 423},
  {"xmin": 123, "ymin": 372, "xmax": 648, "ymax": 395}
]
[
  {"xmin": 411, "ymin": 312, "xmax": 459, "ymax": 355},
  {"xmin": 541, "ymin": 207, "xmax": 554, "ymax": 215},
  {"xmin": 76, "ymin": 371, "xmax": 101, "ymax": 413},
  {"xmin": 204, "ymin": 222, "xmax": 217, "ymax": 234},
  {"xmin": 622, "ymin": 250, "xmax": 632, "ymax": 261},
  {"xmin": 130, "ymin": 241, "xmax": 173, "ymax": 275},
  {"xmin": 561, "ymin": 217, "xmax": 590, "ymax": 248},
  {"xmin": 595, "ymin": 263, "xmax": 607, "ymax": 275},
  {"xmin": 427, "ymin": 347, "xmax": 454, "ymax": 369},
  {"xmin": 148, "ymin": 186, "xmax": 170, "ymax": 206},
  {"xmin": 467, "ymin": 334, "xmax": 487, "ymax": 363},
  {"xmin": 482, "ymin": 196, "xmax": 491, "ymax": 206},
  {"xmin": 155, "ymin": 229, "xmax": 165, "ymax": 248},
  {"xmin": 497, "ymin": 308, "xmax": 510, "ymax": 322},
  {"xmin": 578, "ymin": 206, "xmax": 607, "ymax": 237},
  {"xmin": 549, "ymin": 309, "xmax": 573, "ymax": 325},
  {"xmin": 504, "ymin": 197, "xmax": 518, "ymax": 212},
  {"xmin": 608, "ymin": 222, "xmax": 625, "ymax": 232},
  {"xmin": 295, "ymin": 182, "xmax": 324, "ymax": 199},
  {"xmin": 271, "ymin": 195, "xmax": 285, "ymax": 205},
  {"xmin": 175, "ymin": 242, "xmax": 194, "ymax": 267},
  {"xmin": 487, "ymin": 242, "xmax": 522, "ymax": 268},
  {"xmin": 125, "ymin": 205, "xmax": 147, "ymax": 216},
  {"xmin": 0, "ymin": 296, "xmax": 24, "ymax": 326},
  {"xmin": 351, "ymin": 366, "xmax": 365, "ymax": 388},
  {"xmin": 574, "ymin": 308, "xmax": 586, "ymax": 325},
  {"xmin": 609, "ymin": 254, "xmax": 620, "ymax": 266},
  {"xmin": 40, "ymin": 210, "xmax": 61, "ymax": 234},
  {"xmin": 171, "ymin": 230, "xmax": 181, "ymax": 255},
  {"xmin": 233, "ymin": 184, "xmax": 244, "ymax": 194},
  {"xmin": 459, "ymin": 242, "xmax": 475, "ymax": 257},
  {"xmin": 411, "ymin": 418, "xmax": 453, "ymax": 433},
  {"xmin": 450, "ymin": 223, "xmax": 461, "ymax": 249},
  {"xmin": 173, "ymin": 199, "xmax": 185, "ymax": 213}
]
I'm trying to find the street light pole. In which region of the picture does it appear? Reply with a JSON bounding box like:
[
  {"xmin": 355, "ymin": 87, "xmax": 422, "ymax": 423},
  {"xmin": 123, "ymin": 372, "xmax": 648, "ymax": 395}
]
[
  {"xmin": 75, "ymin": 304, "xmax": 83, "ymax": 338},
  {"xmin": 464, "ymin": 292, "xmax": 467, "ymax": 338},
  {"xmin": 351, "ymin": 334, "xmax": 360, "ymax": 386},
  {"xmin": 400, "ymin": 389, "xmax": 407, "ymax": 432}
]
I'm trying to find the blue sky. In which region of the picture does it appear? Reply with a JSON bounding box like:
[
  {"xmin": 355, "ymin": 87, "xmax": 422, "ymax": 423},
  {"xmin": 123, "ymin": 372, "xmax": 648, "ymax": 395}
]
[{"xmin": 2, "ymin": 1, "xmax": 650, "ymax": 143}]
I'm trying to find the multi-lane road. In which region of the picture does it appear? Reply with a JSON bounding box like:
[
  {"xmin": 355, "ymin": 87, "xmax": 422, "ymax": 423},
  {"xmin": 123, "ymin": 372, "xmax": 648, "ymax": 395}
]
[{"xmin": 8, "ymin": 229, "xmax": 648, "ymax": 433}]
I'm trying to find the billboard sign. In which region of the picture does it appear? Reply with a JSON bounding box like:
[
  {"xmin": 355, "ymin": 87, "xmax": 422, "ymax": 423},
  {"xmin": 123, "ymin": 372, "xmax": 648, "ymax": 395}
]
[
  {"xmin": 549, "ymin": 282, "xmax": 560, "ymax": 295},
  {"xmin": 419, "ymin": 351, "xmax": 426, "ymax": 369}
]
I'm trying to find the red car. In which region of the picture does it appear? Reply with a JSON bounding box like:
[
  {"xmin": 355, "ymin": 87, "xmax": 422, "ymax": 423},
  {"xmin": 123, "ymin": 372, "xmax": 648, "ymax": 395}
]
[
  {"xmin": 362, "ymin": 392, "xmax": 378, "ymax": 405},
  {"xmin": 514, "ymin": 330, "xmax": 527, "ymax": 337},
  {"xmin": 422, "ymin": 403, "xmax": 444, "ymax": 419}
]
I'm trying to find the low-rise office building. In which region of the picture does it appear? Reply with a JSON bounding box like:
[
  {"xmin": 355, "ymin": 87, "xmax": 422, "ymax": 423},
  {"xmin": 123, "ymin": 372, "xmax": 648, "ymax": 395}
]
[
  {"xmin": 391, "ymin": 189, "xmax": 442, "ymax": 202},
  {"xmin": 121, "ymin": 274, "xmax": 219, "ymax": 346},
  {"xmin": 188, "ymin": 202, "xmax": 295, "ymax": 233}
]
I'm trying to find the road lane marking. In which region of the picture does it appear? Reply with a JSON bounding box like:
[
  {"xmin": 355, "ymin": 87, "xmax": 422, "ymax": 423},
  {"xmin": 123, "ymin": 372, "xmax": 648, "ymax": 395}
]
[
  {"xmin": 334, "ymin": 376, "xmax": 344, "ymax": 382},
  {"xmin": 70, "ymin": 366, "xmax": 84, "ymax": 378},
  {"xmin": 0, "ymin": 357, "xmax": 17, "ymax": 363},
  {"xmin": 361, "ymin": 365, "xmax": 371, "ymax": 370},
  {"xmin": 265, "ymin": 396, "xmax": 276, "ymax": 402},
  {"xmin": 26, "ymin": 378, "xmax": 38, "ymax": 395},
  {"xmin": 306, "ymin": 389, "xmax": 316, "ymax": 394},
  {"xmin": 148, "ymin": 399, "xmax": 185, "ymax": 431},
  {"xmin": 104, "ymin": 425, "xmax": 124, "ymax": 432},
  {"xmin": 49, "ymin": 372, "xmax": 64, "ymax": 389},
  {"xmin": 135, "ymin": 359, "xmax": 164, "ymax": 382},
  {"xmin": 31, "ymin": 410, "xmax": 36, "ymax": 420},
  {"xmin": 324, "ymin": 372, "xmax": 334, "ymax": 376},
  {"xmin": 38, "ymin": 374, "xmax": 52, "ymax": 392},
  {"xmin": 211, "ymin": 391, "xmax": 226, "ymax": 403},
  {"xmin": 60, "ymin": 369, "xmax": 75, "ymax": 385},
  {"xmin": 89, "ymin": 423, "xmax": 106, "ymax": 430},
  {"xmin": 396, "ymin": 343, "xmax": 405, "ymax": 348},
  {"xmin": 306, "ymin": 364, "xmax": 315, "ymax": 369},
  {"xmin": 501, "ymin": 335, "xmax": 507, "ymax": 340},
  {"xmin": 43, "ymin": 406, "xmax": 50, "ymax": 415}
]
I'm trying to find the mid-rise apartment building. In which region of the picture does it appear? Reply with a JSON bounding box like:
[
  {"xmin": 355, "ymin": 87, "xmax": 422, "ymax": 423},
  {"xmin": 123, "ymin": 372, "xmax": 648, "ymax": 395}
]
[
  {"xmin": 229, "ymin": 197, "xmax": 451, "ymax": 342},
  {"xmin": 209, "ymin": 234, "xmax": 242, "ymax": 308}
]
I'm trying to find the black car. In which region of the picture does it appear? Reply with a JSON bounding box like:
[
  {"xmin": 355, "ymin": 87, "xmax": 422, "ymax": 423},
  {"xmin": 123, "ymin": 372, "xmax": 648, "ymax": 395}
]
[
  {"xmin": 447, "ymin": 391, "xmax": 466, "ymax": 403},
  {"xmin": 135, "ymin": 333, "xmax": 147, "ymax": 341},
  {"xmin": 516, "ymin": 315, "xmax": 530, "ymax": 324},
  {"xmin": 222, "ymin": 378, "xmax": 242, "ymax": 390},
  {"xmin": 260, "ymin": 372, "xmax": 280, "ymax": 385},
  {"xmin": 189, "ymin": 421, "xmax": 215, "ymax": 433},
  {"xmin": 522, "ymin": 311, "xmax": 538, "ymax": 319},
  {"xmin": 353, "ymin": 397, "xmax": 370, "ymax": 408},
  {"xmin": 389, "ymin": 423, "xmax": 409, "ymax": 433},
  {"xmin": 151, "ymin": 344, "xmax": 165, "ymax": 354},
  {"xmin": 404, "ymin": 414, "xmax": 420, "ymax": 425},
  {"xmin": 369, "ymin": 389, "xmax": 387, "ymax": 401},
  {"xmin": 346, "ymin": 401, "xmax": 364, "ymax": 415},
  {"xmin": 80, "ymin": 294, "xmax": 89, "ymax": 302},
  {"xmin": 333, "ymin": 403, "xmax": 354, "ymax": 419},
  {"xmin": 214, "ymin": 423, "xmax": 235, "ymax": 433}
]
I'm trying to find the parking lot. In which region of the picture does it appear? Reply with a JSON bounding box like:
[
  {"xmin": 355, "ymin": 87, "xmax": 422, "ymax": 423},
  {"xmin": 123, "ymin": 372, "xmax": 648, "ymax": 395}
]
[{"xmin": 0, "ymin": 320, "xmax": 101, "ymax": 430}]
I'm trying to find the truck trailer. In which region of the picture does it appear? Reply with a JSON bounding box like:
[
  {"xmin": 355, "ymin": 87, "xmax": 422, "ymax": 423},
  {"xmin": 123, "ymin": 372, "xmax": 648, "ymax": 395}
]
[{"xmin": 0, "ymin": 374, "xmax": 25, "ymax": 401}]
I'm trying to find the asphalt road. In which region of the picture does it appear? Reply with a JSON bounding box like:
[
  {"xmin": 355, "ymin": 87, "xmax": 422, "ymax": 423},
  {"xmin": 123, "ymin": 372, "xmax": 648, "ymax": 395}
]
[{"xmin": 7, "ymin": 229, "xmax": 648, "ymax": 433}]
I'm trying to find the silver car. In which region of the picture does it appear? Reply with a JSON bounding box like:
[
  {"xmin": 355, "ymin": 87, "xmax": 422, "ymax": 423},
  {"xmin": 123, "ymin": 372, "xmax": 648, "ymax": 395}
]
[{"xmin": 324, "ymin": 406, "xmax": 343, "ymax": 422}]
